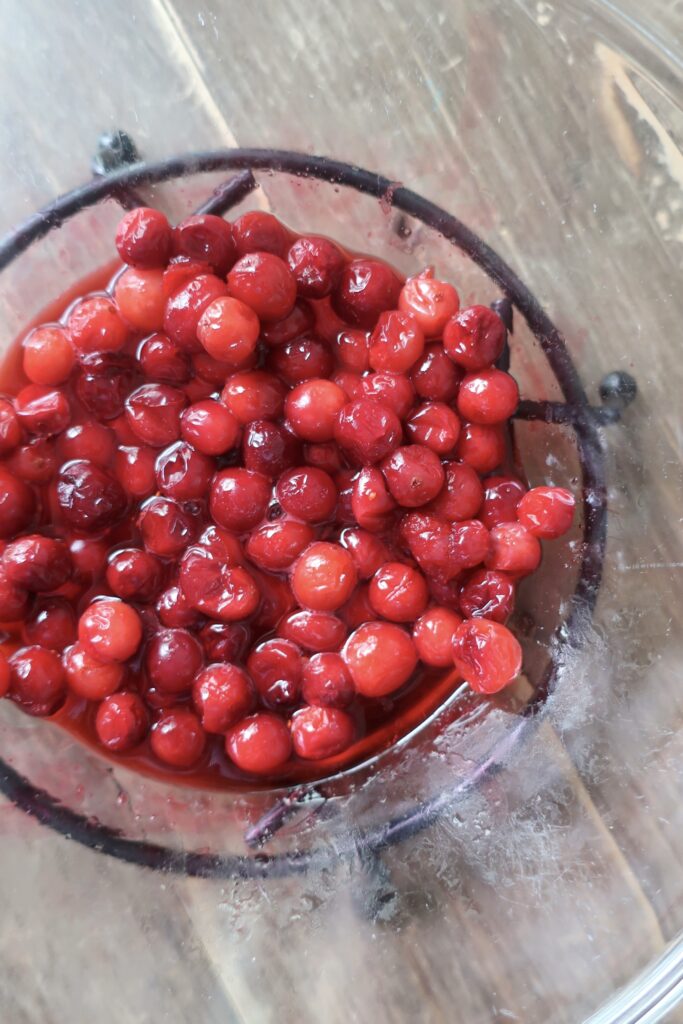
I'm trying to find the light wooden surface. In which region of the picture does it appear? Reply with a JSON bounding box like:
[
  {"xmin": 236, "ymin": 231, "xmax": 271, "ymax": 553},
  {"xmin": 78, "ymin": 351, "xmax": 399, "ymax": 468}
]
[{"xmin": 1, "ymin": 1, "xmax": 683, "ymax": 1022}]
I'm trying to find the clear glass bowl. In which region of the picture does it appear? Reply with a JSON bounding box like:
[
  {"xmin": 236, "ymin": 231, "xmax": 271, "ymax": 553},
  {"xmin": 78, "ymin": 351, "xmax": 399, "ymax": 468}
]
[{"xmin": 0, "ymin": 2, "xmax": 681, "ymax": 1022}]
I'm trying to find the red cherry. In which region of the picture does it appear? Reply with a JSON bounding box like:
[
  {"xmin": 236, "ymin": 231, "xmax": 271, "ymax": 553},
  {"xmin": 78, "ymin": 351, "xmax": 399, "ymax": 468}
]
[
  {"xmin": 301, "ymin": 652, "xmax": 355, "ymax": 709},
  {"xmin": 164, "ymin": 273, "xmax": 229, "ymax": 351},
  {"xmin": 115, "ymin": 268, "xmax": 165, "ymax": 333},
  {"xmin": 343, "ymin": 621, "xmax": 417, "ymax": 697},
  {"xmin": 332, "ymin": 258, "xmax": 402, "ymax": 327},
  {"xmin": 332, "ymin": 370, "xmax": 364, "ymax": 401},
  {"xmin": 339, "ymin": 527, "xmax": 392, "ymax": 579},
  {"xmin": 196, "ymin": 524, "xmax": 243, "ymax": 565},
  {"xmin": 241, "ymin": 420, "xmax": 300, "ymax": 478},
  {"xmin": 351, "ymin": 467, "xmax": 396, "ymax": 533},
  {"xmin": 210, "ymin": 468, "xmax": 270, "ymax": 532},
  {"xmin": 400, "ymin": 511, "xmax": 459, "ymax": 581},
  {"xmin": 412, "ymin": 606, "xmax": 463, "ymax": 667},
  {"xmin": 154, "ymin": 441, "xmax": 214, "ymax": 501},
  {"xmin": 251, "ymin": 572, "xmax": 296, "ymax": 632},
  {"xmin": 58, "ymin": 421, "xmax": 116, "ymax": 467},
  {"xmin": 0, "ymin": 652, "xmax": 10, "ymax": 698},
  {"xmin": 23, "ymin": 325, "xmax": 75, "ymax": 386},
  {"xmin": 516, "ymin": 486, "xmax": 575, "ymax": 539},
  {"xmin": 443, "ymin": 305, "xmax": 506, "ymax": 370},
  {"xmin": 360, "ymin": 371, "xmax": 415, "ymax": 419},
  {"xmin": 334, "ymin": 398, "xmax": 401, "ymax": 465},
  {"xmin": 479, "ymin": 475, "xmax": 526, "ymax": 529},
  {"xmin": 2, "ymin": 534, "xmax": 71, "ymax": 592},
  {"xmin": 303, "ymin": 441, "xmax": 342, "ymax": 475},
  {"xmin": 56, "ymin": 460, "xmax": 126, "ymax": 534},
  {"xmin": 115, "ymin": 445, "xmax": 157, "ymax": 500},
  {"xmin": 486, "ymin": 522, "xmax": 541, "ymax": 576},
  {"xmin": 172, "ymin": 214, "xmax": 236, "ymax": 275},
  {"xmin": 115, "ymin": 207, "xmax": 172, "ymax": 268},
  {"xmin": 6, "ymin": 437, "xmax": 57, "ymax": 485},
  {"xmin": 291, "ymin": 705, "xmax": 355, "ymax": 760},
  {"xmin": 125, "ymin": 383, "xmax": 186, "ymax": 447},
  {"xmin": 226, "ymin": 713, "xmax": 292, "ymax": 775},
  {"xmin": 79, "ymin": 599, "xmax": 143, "ymax": 663},
  {"xmin": 411, "ymin": 342, "xmax": 462, "ymax": 402},
  {"xmin": 179, "ymin": 547, "xmax": 260, "ymax": 622},
  {"xmin": 457, "ymin": 368, "xmax": 519, "ymax": 424},
  {"xmin": 369, "ymin": 310, "xmax": 425, "ymax": 373},
  {"xmin": 221, "ymin": 370, "xmax": 286, "ymax": 424},
  {"xmin": 406, "ymin": 402, "xmax": 461, "ymax": 455},
  {"xmin": 198, "ymin": 621, "xmax": 250, "ymax": 663},
  {"xmin": 455, "ymin": 422, "xmax": 507, "ymax": 474},
  {"xmin": 267, "ymin": 335, "xmax": 334, "ymax": 386},
  {"xmin": 0, "ymin": 398, "xmax": 22, "ymax": 455},
  {"xmin": 340, "ymin": 582, "xmax": 376, "ymax": 628},
  {"xmin": 75, "ymin": 351, "xmax": 135, "ymax": 421},
  {"xmin": 227, "ymin": 252, "xmax": 296, "ymax": 321},
  {"xmin": 0, "ymin": 564, "xmax": 30, "ymax": 621},
  {"xmin": 151, "ymin": 709, "xmax": 206, "ymax": 768},
  {"xmin": 291, "ymin": 541, "xmax": 357, "ymax": 613},
  {"xmin": 449, "ymin": 519, "xmax": 491, "ymax": 571},
  {"xmin": 181, "ymin": 399, "xmax": 239, "ymax": 456},
  {"xmin": 398, "ymin": 268, "xmax": 460, "ymax": 338},
  {"xmin": 15, "ymin": 385, "xmax": 70, "ymax": 437},
  {"xmin": 106, "ymin": 548, "xmax": 164, "ymax": 602},
  {"xmin": 278, "ymin": 609, "xmax": 347, "ymax": 652},
  {"xmin": 193, "ymin": 663, "xmax": 255, "ymax": 733},
  {"xmin": 196, "ymin": 295, "xmax": 260, "ymax": 365},
  {"xmin": 137, "ymin": 332, "xmax": 191, "ymax": 384},
  {"xmin": 276, "ymin": 467, "xmax": 337, "ymax": 523},
  {"xmin": 286, "ymin": 379, "xmax": 346, "ymax": 442},
  {"xmin": 429, "ymin": 460, "xmax": 483, "ymax": 521},
  {"xmin": 246, "ymin": 519, "xmax": 315, "ymax": 571},
  {"xmin": 0, "ymin": 467, "xmax": 36, "ymax": 539},
  {"xmin": 95, "ymin": 692, "xmax": 148, "ymax": 751},
  {"xmin": 156, "ymin": 584, "xmax": 203, "ymax": 629},
  {"xmin": 145, "ymin": 628, "xmax": 204, "ymax": 694},
  {"xmin": 368, "ymin": 562, "xmax": 429, "ymax": 622},
  {"xmin": 138, "ymin": 496, "xmax": 197, "ymax": 557},
  {"xmin": 232, "ymin": 211, "xmax": 289, "ymax": 258},
  {"xmin": 459, "ymin": 568, "xmax": 515, "ymax": 623},
  {"xmin": 67, "ymin": 296, "xmax": 128, "ymax": 355},
  {"xmin": 452, "ymin": 618, "xmax": 522, "ymax": 694},
  {"xmin": 63, "ymin": 643, "xmax": 125, "ymax": 700},
  {"xmin": 247, "ymin": 638, "xmax": 303, "ymax": 708},
  {"xmin": 67, "ymin": 536, "xmax": 108, "ymax": 580},
  {"xmin": 381, "ymin": 445, "xmax": 445, "ymax": 508},
  {"xmin": 9, "ymin": 645, "xmax": 66, "ymax": 715},
  {"xmin": 260, "ymin": 300, "xmax": 315, "ymax": 346},
  {"xmin": 333, "ymin": 329, "xmax": 371, "ymax": 373},
  {"xmin": 161, "ymin": 258, "xmax": 212, "ymax": 299},
  {"xmin": 21, "ymin": 597, "xmax": 77, "ymax": 650},
  {"xmin": 287, "ymin": 236, "xmax": 345, "ymax": 298}
]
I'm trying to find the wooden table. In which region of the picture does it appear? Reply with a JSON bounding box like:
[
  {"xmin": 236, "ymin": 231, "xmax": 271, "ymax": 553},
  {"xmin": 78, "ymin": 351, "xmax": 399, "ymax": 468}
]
[{"xmin": 0, "ymin": 1, "xmax": 682, "ymax": 1021}]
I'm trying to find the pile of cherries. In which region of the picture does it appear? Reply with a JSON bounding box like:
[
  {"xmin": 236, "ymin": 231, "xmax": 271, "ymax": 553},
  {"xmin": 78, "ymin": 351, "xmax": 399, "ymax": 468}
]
[{"xmin": 0, "ymin": 204, "xmax": 575, "ymax": 781}]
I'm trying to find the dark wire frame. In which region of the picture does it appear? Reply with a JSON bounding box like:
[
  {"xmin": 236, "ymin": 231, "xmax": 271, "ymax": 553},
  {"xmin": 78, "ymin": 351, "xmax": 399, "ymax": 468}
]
[{"xmin": 0, "ymin": 148, "xmax": 622, "ymax": 879}]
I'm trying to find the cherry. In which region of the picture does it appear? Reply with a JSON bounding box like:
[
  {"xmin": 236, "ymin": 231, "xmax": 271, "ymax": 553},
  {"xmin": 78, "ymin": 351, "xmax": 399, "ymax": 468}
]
[
  {"xmin": 179, "ymin": 547, "xmax": 259, "ymax": 622},
  {"xmin": 125, "ymin": 383, "xmax": 186, "ymax": 447},
  {"xmin": 196, "ymin": 296, "xmax": 260, "ymax": 364},
  {"xmin": 410, "ymin": 342, "xmax": 462, "ymax": 402},
  {"xmin": 286, "ymin": 378, "xmax": 346, "ymax": 442},
  {"xmin": 335, "ymin": 468, "xmax": 357, "ymax": 526},
  {"xmin": 455, "ymin": 422, "xmax": 506, "ymax": 474},
  {"xmin": 332, "ymin": 258, "xmax": 402, "ymax": 327},
  {"xmin": 22, "ymin": 325, "xmax": 75, "ymax": 386},
  {"xmin": 339, "ymin": 527, "xmax": 392, "ymax": 579},
  {"xmin": 154, "ymin": 441, "xmax": 214, "ymax": 501},
  {"xmin": 137, "ymin": 332, "xmax": 191, "ymax": 384},
  {"xmin": 398, "ymin": 268, "xmax": 460, "ymax": 338},
  {"xmin": 151, "ymin": 709, "xmax": 206, "ymax": 768},
  {"xmin": 369, "ymin": 310, "xmax": 424, "ymax": 373},
  {"xmin": 115, "ymin": 207, "xmax": 172, "ymax": 268},
  {"xmin": 368, "ymin": 562, "xmax": 429, "ymax": 622},
  {"xmin": 75, "ymin": 351, "xmax": 135, "ymax": 421},
  {"xmin": 332, "ymin": 370, "xmax": 364, "ymax": 401},
  {"xmin": 95, "ymin": 692, "xmax": 148, "ymax": 751},
  {"xmin": 516, "ymin": 486, "xmax": 575, "ymax": 539},
  {"xmin": 459, "ymin": 568, "xmax": 515, "ymax": 623},
  {"xmin": 381, "ymin": 445, "xmax": 445, "ymax": 508},
  {"xmin": 192, "ymin": 349, "xmax": 244, "ymax": 386},
  {"xmin": 268, "ymin": 336, "xmax": 334, "ymax": 386},
  {"xmin": 21, "ymin": 597, "xmax": 77, "ymax": 650},
  {"xmin": 156, "ymin": 583, "xmax": 203, "ymax": 629},
  {"xmin": 343, "ymin": 621, "xmax": 417, "ymax": 697},
  {"xmin": 6, "ymin": 437, "xmax": 57, "ymax": 484},
  {"xmin": 79, "ymin": 599, "xmax": 143, "ymax": 663},
  {"xmin": 443, "ymin": 305, "xmax": 506, "ymax": 371},
  {"xmin": 333, "ymin": 328, "xmax": 371, "ymax": 373},
  {"xmin": 247, "ymin": 638, "xmax": 303, "ymax": 708},
  {"xmin": 226, "ymin": 713, "xmax": 292, "ymax": 775},
  {"xmin": 400, "ymin": 512, "xmax": 459, "ymax": 581},
  {"xmin": 242, "ymin": 420, "xmax": 301, "ymax": 478},
  {"xmin": 412, "ymin": 607, "xmax": 463, "ymax": 667},
  {"xmin": 341, "ymin": 582, "xmax": 373, "ymax": 630},
  {"xmin": 164, "ymin": 274, "xmax": 228, "ymax": 351},
  {"xmin": 161, "ymin": 257, "xmax": 212, "ymax": 300},
  {"xmin": 9, "ymin": 645, "xmax": 66, "ymax": 715},
  {"xmin": 301, "ymin": 652, "xmax": 355, "ymax": 709},
  {"xmin": 138, "ymin": 496, "xmax": 197, "ymax": 557},
  {"xmin": 221, "ymin": 370, "xmax": 286, "ymax": 424},
  {"xmin": 0, "ymin": 652, "xmax": 9, "ymax": 698},
  {"xmin": 193, "ymin": 663, "xmax": 255, "ymax": 733},
  {"xmin": 145, "ymin": 628, "xmax": 204, "ymax": 694},
  {"xmin": 196, "ymin": 524, "xmax": 243, "ymax": 565},
  {"xmin": 449, "ymin": 519, "xmax": 491, "ymax": 570},
  {"xmin": 303, "ymin": 442, "xmax": 342, "ymax": 475},
  {"xmin": 360, "ymin": 371, "xmax": 415, "ymax": 419},
  {"xmin": 457, "ymin": 368, "xmax": 519, "ymax": 424},
  {"xmin": 180, "ymin": 399, "xmax": 238, "ymax": 456},
  {"xmin": 291, "ymin": 705, "xmax": 355, "ymax": 760},
  {"xmin": 67, "ymin": 296, "xmax": 128, "ymax": 356},
  {"xmin": 291, "ymin": 541, "xmax": 357, "ymax": 612},
  {"xmin": 15, "ymin": 385, "xmax": 70, "ymax": 437},
  {"xmin": 2, "ymin": 534, "xmax": 71, "ymax": 592},
  {"xmin": 260, "ymin": 299, "xmax": 315, "ymax": 346},
  {"xmin": 479, "ymin": 475, "xmax": 526, "ymax": 529},
  {"xmin": 276, "ymin": 466, "xmax": 337, "ymax": 523},
  {"xmin": 429, "ymin": 460, "xmax": 483, "ymax": 521},
  {"xmin": 63, "ymin": 643, "xmax": 125, "ymax": 700},
  {"xmin": 0, "ymin": 467, "xmax": 35, "ymax": 540},
  {"xmin": 246, "ymin": 519, "xmax": 315, "ymax": 571},
  {"xmin": 172, "ymin": 214, "xmax": 236, "ymax": 275},
  {"xmin": 58, "ymin": 421, "xmax": 116, "ymax": 467},
  {"xmin": 199, "ymin": 621, "xmax": 250, "ymax": 663},
  {"xmin": 287, "ymin": 235, "xmax": 345, "ymax": 298},
  {"xmin": 486, "ymin": 522, "xmax": 541, "ymax": 576},
  {"xmin": 0, "ymin": 398, "xmax": 21, "ymax": 455},
  {"xmin": 0, "ymin": 564, "xmax": 31, "ymax": 621},
  {"xmin": 106, "ymin": 548, "xmax": 163, "ymax": 602},
  {"xmin": 334, "ymin": 398, "xmax": 401, "ymax": 465},
  {"xmin": 278, "ymin": 609, "xmax": 347, "ymax": 652},
  {"xmin": 56, "ymin": 460, "xmax": 126, "ymax": 534},
  {"xmin": 114, "ymin": 268, "xmax": 165, "ymax": 333},
  {"xmin": 67, "ymin": 537, "xmax": 108, "ymax": 580},
  {"xmin": 351, "ymin": 467, "xmax": 396, "ymax": 533},
  {"xmin": 406, "ymin": 402, "xmax": 461, "ymax": 455},
  {"xmin": 115, "ymin": 445, "xmax": 157, "ymax": 500},
  {"xmin": 232, "ymin": 211, "xmax": 289, "ymax": 258},
  {"xmin": 209, "ymin": 468, "xmax": 269, "ymax": 532},
  {"xmin": 251, "ymin": 572, "xmax": 295, "ymax": 632},
  {"xmin": 452, "ymin": 618, "xmax": 522, "ymax": 694},
  {"xmin": 227, "ymin": 252, "xmax": 296, "ymax": 321}
]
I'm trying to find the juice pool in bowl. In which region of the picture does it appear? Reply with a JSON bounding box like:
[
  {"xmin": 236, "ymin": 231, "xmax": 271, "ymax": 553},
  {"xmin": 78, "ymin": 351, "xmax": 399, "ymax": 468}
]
[{"xmin": 0, "ymin": 205, "xmax": 574, "ymax": 792}]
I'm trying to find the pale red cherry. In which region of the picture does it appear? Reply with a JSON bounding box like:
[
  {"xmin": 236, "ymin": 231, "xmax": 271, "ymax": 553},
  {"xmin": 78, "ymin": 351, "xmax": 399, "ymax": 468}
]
[
  {"xmin": 246, "ymin": 520, "xmax": 315, "ymax": 572},
  {"xmin": 151, "ymin": 709, "xmax": 207, "ymax": 768},
  {"xmin": 486, "ymin": 522, "xmax": 542, "ymax": 577},
  {"xmin": 196, "ymin": 295, "xmax": 260, "ymax": 365},
  {"xmin": 277, "ymin": 609, "xmax": 347, "ymax": 652},
  {"xmin": 210, "ymin": 468, "xmax": 270, "ymax": 532},
  {"xmin": 368, "ymin": 562, "xmax": 429, "ymax": 623},
  {"xmin": 163, "ymin": 273, "xmax": 229, "ymax": 351},
  {"xmin": 180, "ymin": 399, "xmax": 240, "ymax": 456},
  {"xmin": 339, "ymin": 527, "xmax": 392, "ymax": 579},
  {"xmin": 179, "ymin": 547, "xmax": 260, "ymax": 622},
  {"xmin": 67, "ymin": 296, "xmax": 128, "ymax": 355},
  {"xmin": 291, "ymin": 542, "xmax": 357, "ymax": 612},
  {"xmin": 285, "ymin": 379, "xmax": 347, "ymax": 442},
  {"xmin": 95, "ymin": 692, "xmax": 148, "ymax": 752},
  {"xmin": 406, "ymin": 402, "xmax": 461, "ymax": 455},
  {"xmin": 138, "ymin": 496, "xmax": 197, "ymax": 557},
  {"xmin": 276, "ymin": 467, "xmax": 337, "ymax": 523},
  {"xmin": 452, "ymin": 618, "xmax": 522, "ymax": 694},
  {"xmin": 58, "ymin": 421, "xmax": 116, "ymax": 467},
  {"xmin": 14, "ymin": 385, "xmax": 70, "ymax": 437},
  {"xmin": 443, "ymin": 305, "xmax": 506, "ymax": 371},
  {"xmin": 115, "ymin": 207, "xmax": 172, "ymax": 268},
  {"xmin": 22, "ymin": 325, "xmax": 75, "ymax": 386},
  {"xmin": 333, "ymin": 329, "xmax": 371, "ymax": 373},
  {"xmin": 301, "ymin": 652, "xmax": 355, "ymax": 708},
  {"xmin": 78, "ymin": 599, "xmax": 143, "ymax": 663},
  {"xmin": 226, "ymin": 252, "xmax": 297, "ymax": 321},
  {"xmin": 398, "ymin": 267, "xmax": 460, "ymax": 338},
  {"xmin": 125, "ymin": 383, "xmax": 187, "ymax": 447},
  {"xmin": 334, "ymin": 398, "xmax": 401, "ymax": 465},
  {"xmin": 381, "ymin": 445, "xmax": 445, "ymax": 508},
  {"xmin": 226, "ymin": 713, "xmax": 293, "ymax": 775},
  {"xmin": 154, "ymin": 440, "xmax": 214, "ymax": 501},
  {"xmin": 290, "ymin": 706, "xmax": 355, "ymax": 760},
  {"xmin": 342, "ymin": 621, "xmax": 418, "ymax": 697},
  {"xmin": 114, "ymin": 268, "xmax": 165, "ymax": 332},
  {"xmin": 232, "ymin": 211, "xmax": 290, "ymax": 258},
  {"xmin": 368, "ymin": 310, "xmax": 425, "ymax": 373},
  {"xmin": 360, "ymin": 371, "xmax": 415, "ymax": 419},
  {"xmin": 220, "ymin": 370, "xmax": 286, "ymax": 424},
  {"xmin": 429, "ymin": 460, "xmax": 483, "ymax": 522},
  {"xmin": 412, "ymin": 607, "xmax": 463, "ymax": 667},
  {"xmin": 516, "ymin": 486, "xmax": 576, "ymax": 539},
  {"xmin": 457, "ymin": 368, "xmax": 519, "ymax": 425},
  {"xmin": 455, "ymin": 422, "xmax": 507, "ymax": 475},
  {"xmin": 63, "ymin": 643, "xmax": 125, "ymax": 700},
  {"xmin": 192, "ymin": 663, "xmax": 255, "ymax": 733},
  {"xmin": 351, "ymin": 467, "xmax": 396, "ymax": 533}
]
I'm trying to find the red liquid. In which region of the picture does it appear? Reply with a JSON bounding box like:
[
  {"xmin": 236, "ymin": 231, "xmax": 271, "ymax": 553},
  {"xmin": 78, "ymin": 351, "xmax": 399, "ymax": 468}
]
[{"xmin": 0, "ymin": 261, "xmax": 472, "ymax": 792}]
